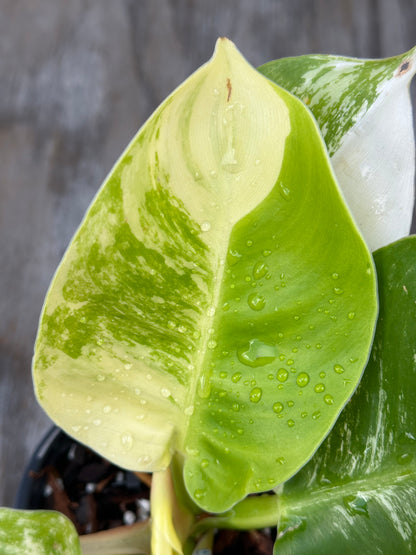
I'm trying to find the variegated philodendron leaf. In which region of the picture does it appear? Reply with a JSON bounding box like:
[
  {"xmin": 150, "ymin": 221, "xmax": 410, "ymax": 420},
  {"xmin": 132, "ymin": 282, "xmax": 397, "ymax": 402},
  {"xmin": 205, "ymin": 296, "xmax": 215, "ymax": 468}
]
[
  {"xmin": 33, "ymin": 38, "xmax": 377, "ymax": 513},
  {"xmin": 0, "ymin": 509, "xmax": 81, "ymax": 555},
  {"xmin": 273, "ymin": 236, "xmax": 416, "ymax": 554},
  {"xmin": 259, "ymin": 47, "xmax": 416, "ymax": 251}
]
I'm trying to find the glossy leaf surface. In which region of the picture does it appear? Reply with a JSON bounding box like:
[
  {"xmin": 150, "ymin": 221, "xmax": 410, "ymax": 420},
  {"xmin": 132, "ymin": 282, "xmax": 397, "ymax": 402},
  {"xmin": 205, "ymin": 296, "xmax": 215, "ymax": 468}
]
[
  {"xmin": 0, "ymin": 508, "xmax": 81, "ymax": 555},
  {"xmin": 259, "ymin": 48, "xmax": 416, "ymax": 251},
  {"xmin": 274, "ymin": 236, "xmax": 416, "ymax": 553},
  {"xmin": 33, "ymin": 39, "xmax": 377, "ymax": 513}
]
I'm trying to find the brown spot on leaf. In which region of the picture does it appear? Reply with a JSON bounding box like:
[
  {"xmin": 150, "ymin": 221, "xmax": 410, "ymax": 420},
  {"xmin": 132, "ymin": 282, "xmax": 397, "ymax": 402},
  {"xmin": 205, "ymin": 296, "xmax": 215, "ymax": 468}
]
[
  {"xmin": 226, "ymin": 78, "xmax": 232, "ymax": 102},
  {"xmin": 397, "ymin": 60, "xmax": 411, "ymax": 76}
]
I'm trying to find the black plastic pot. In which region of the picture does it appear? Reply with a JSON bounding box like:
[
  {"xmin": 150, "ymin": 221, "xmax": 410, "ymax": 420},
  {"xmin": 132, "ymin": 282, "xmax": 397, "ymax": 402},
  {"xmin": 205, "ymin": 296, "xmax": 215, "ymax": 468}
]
[
  {"xmin": 15, "ymin": 426, "xmax": 66, "ymax": 510},
  {"xmin": 15, "ymin": 427, "xmax": 275, "ymax": 553},
  {"xmin": 14, "ymin": 426, "xmax": 151, "ymax": 534}
]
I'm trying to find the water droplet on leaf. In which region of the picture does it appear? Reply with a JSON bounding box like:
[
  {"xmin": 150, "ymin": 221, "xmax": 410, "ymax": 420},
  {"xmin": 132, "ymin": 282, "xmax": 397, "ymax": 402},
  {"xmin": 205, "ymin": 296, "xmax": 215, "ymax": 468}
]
[
  {"xmin": 253, "ymin": 262, "xmax": 269, "ymax": 280},
  {"xmin": 237, "ymin": 339, "xmax": 276, "ymax": 367},
  {"xmin": 120, "ymin": 432, "xmax": 133, "ymax": 451},
  {"xmin": 231, "ymin": 372, "xmax": 242, "ymax": 383},
  {"xmin": 324, "ymin": 394, "xmax": 334, "ymax": 405},
  {"xmin": 228, "ymin": 249, "xmax": 241, "ymax": 266},
  {"xmin": 296, "ymin": 372, "xmax": 310, "ymax": 387},
  {"xmin": 343, "ymin": 495, "xmax": 369, "ymax": 518},
  {"xmin": 198, "ymin": 374, "xmax": 212, "ymax": 399},
  {"xmin": 247, "ymin": 292, "xmax": 266, "ymax": 311},
  {"xmin": 249, "ymin": 387, "xmax": 262, "ymax": 403},
  {"xmin": 397, "ymin": 452, "xmax": 413, "ymax": 465},
  {"xmin": 279, "ymin": 182, "xmax": 291, "ymax": 200},
  {"xmin": 277, "ymin": 368, "xmax": 289, "ymax": 382},
  {"xmin": 194, "ymin": 489, "xmax": 207, "ymax": 500}
]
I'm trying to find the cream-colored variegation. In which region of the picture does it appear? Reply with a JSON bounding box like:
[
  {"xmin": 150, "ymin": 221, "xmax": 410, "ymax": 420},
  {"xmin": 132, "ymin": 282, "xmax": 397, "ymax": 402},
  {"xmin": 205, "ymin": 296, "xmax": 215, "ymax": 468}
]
[
  {"xmin": 124, "ymin": 39, "xmax": 290, "ymax": 243},
  {"xmin": 33, "ymin": 38, "xmax": 291, "ymax": 473},
  {"xmin": 33, "ymin": 38, "xmax": 377, "ymax": 516}
]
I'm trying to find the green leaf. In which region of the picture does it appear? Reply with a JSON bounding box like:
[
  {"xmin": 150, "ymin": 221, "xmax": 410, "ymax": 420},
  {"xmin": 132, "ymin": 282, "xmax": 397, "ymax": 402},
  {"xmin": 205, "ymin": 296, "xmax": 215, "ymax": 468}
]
[
  {"xmin": 273, "ymin": 236, "xmax": 416, "ymax": 553},
  {"xmin": 259, "ymin": 47, "xmax": 416, "ymax": 251},
  {"xmin": 0, "ymin": 508, "xmax": 81, "ymax": 555},
  {"xmin": 33, "ymin": 38, "xmax": 377, "ymax": 513}
]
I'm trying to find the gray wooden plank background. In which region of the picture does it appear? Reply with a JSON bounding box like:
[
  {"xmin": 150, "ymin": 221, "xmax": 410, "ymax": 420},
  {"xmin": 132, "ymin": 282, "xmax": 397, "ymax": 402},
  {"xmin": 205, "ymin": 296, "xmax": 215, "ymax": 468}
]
[{"xmin": 1, "ymin": 0, "xmax": 415, "ymax": 507}]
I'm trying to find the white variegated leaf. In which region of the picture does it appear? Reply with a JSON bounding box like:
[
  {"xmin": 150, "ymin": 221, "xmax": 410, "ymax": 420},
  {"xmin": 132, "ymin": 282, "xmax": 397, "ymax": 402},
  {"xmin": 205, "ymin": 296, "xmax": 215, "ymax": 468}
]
[{"xmin": 260, "ymin": 48, "xmax": 416, "ymax": 251}]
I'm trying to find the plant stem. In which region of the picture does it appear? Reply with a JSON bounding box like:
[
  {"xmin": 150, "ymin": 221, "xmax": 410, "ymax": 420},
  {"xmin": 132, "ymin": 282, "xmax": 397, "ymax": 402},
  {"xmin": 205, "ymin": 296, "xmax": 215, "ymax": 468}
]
[{"xmin": 184, "ymin": 493, "xmax": 281, "ymax": 553}]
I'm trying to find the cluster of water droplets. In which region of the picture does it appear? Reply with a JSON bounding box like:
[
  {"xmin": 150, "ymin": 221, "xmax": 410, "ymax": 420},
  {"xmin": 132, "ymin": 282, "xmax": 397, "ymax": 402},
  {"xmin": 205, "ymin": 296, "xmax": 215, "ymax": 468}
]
[{"xmin": 186, "ymin": 230, "xmax": 366, "ymax": 495}]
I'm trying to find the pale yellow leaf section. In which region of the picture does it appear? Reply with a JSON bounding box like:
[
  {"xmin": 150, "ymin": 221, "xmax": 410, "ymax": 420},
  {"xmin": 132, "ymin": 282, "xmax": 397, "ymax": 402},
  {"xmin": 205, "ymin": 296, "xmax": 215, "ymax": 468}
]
[
  {"xmin": 122, "ymin": 37, "xmax": 290, "ymax": 252},
  {"xmin": 151, "ymin": 470, "xmax": 184, "ymax": 555}
]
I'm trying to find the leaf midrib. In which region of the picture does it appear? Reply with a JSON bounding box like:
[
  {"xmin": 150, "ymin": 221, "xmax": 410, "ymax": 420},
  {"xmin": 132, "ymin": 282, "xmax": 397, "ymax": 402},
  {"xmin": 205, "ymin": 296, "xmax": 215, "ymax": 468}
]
[{"xmin": 180, "ymin": 228, "xmax": 230, "ymax": 444}]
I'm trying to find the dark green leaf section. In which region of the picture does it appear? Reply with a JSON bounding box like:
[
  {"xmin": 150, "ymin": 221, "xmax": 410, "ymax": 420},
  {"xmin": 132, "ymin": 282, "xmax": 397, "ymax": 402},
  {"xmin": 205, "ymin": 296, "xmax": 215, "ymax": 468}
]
[
  {"xmin": 259, "ymin": 50, "xmax": 412, "ymax": 155},
  {"xmin": 36, "ymin": 152, "xmax": 212, "ymax": 390},
  {"xmin": 183, "ymin": 85, "xmax": 377, "ymax": 513},
  {"xmin": 274, "ymin": 236, "xmax": 416, "ymax": 554},
  {"xmin": 0, "ymin": 509, "xmax": 81, "ymax": 555}
]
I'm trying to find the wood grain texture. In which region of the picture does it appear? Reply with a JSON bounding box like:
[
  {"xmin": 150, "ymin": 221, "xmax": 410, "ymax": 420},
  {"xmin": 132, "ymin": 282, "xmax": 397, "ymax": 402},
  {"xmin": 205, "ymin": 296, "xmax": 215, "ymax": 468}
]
[{"xmin": 0, "ymin": 0, "xmax": 415, "ymax": 507}]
